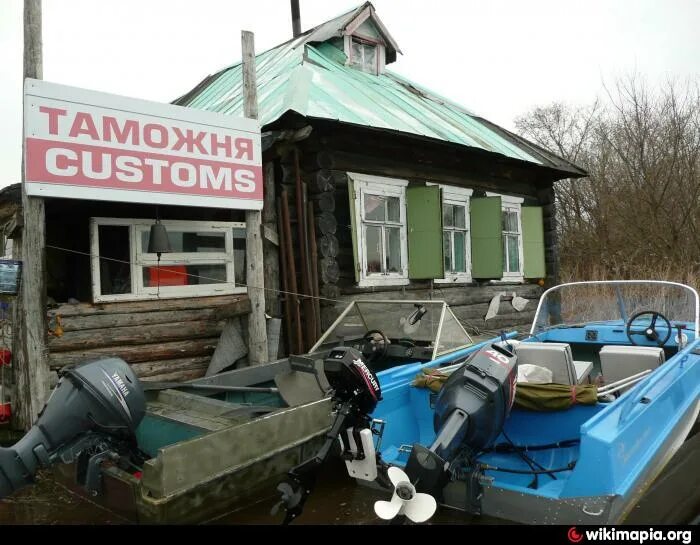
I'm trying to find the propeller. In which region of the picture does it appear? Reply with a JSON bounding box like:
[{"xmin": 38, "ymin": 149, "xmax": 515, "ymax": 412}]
[{"xmin": 374, "ymin": 466, "xmax": 437, "ymax": 524}]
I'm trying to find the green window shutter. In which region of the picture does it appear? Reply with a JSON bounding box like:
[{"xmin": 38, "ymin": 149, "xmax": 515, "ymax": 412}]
[
  {"xmin": 348, "ymin": 181, "xmax": 360, "ymax": 283},
  {"xmin": 470, "ymin": 197, "xmax": 503, "ymax": 278},
  {"xmin": 522, "ymin": 206, "xmax": 546, "ymax": 279},
  {"xmin": 406, "ymin": 185, "xmax": 443, "ymax": 279}
]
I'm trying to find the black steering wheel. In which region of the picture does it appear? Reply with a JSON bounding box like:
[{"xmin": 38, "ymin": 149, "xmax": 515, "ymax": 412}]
[
  {"xmin": 360, "ymin": 330, "xmax": 389, "ymax": 362},
  {"xmin": 626, "ymin": 310, "xmax": 672, "ymax": 347}
]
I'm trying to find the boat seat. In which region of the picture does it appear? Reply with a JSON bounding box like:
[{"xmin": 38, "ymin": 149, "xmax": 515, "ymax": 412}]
[
  {"xmin": 599, "ymin": 345, "xmax": 665, "ymax": 391},
  {"xmin": 515, "ymin": 342, "xmax": 592, "ymax": 385}
]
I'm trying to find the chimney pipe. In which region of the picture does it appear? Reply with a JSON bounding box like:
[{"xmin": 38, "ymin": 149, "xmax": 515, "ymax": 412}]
[{"xmin": 291, "ymin": 0, "xmax": 301, "ymax": 37}]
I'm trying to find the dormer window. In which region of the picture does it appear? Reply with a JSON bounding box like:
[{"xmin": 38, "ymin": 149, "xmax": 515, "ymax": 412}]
[{"xmin": 349, "ymin": 37, "xmax": 380, "ymax": 75}]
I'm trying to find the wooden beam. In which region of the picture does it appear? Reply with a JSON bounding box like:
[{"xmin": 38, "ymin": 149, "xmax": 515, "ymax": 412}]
[
  {"xmin": 242, "ymin": 30, "xmax": 268, "ymax": 365},
  {"xmin": 262, "ymin": 162, "xmax": 281, "ymax": 318},
  {"xmin": 49, "ymin": 337, "xmax": 220, "ymax": 369},
  {"xmin": 48, "ymin": 320, "xmax": 227, "ymax": 352},
  {"xmin": 48, "ymin": 294, "xmax": 250, "ymax": 318},
  {"xmin": 13, "ymin": 0, "xmax": 50, "ymax": 429}
]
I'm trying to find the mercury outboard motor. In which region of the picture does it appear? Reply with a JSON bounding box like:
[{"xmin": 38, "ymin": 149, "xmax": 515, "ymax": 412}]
[
  {"xmin": 404, "ymin": 343, "xmax": 518, "ymax": 498},
  {"xmin": 274, "ymin": 347, "xmax": 382, "ymax": 524},
  {"xmin": 0, "ymin": 357, "xmax": 146, "ymax": 499}
]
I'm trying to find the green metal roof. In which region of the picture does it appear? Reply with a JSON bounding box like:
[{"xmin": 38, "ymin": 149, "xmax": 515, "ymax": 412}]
[{"xmin": 176, "ymin": 6, "xmax": 585, "ymax": 176}]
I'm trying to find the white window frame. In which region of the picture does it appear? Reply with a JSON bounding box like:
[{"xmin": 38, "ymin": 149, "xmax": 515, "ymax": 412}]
[
  {"xmin": 487, "ymin": 192, "xmax": 525, "ymax": 283},
  {"xmin": 90, "ymin": 217, "xmax": 247, "ymax": 303},
  {"xmin": 349, "ymin": 173, "xmax": 409, "ymax": 288},
  {"xmin": 344, "ymin": 35, "xmax": 384, "ymax": 75},
  {"xmin": 429, "ymin": 185, "xmax": 473, "ymax": 284}
]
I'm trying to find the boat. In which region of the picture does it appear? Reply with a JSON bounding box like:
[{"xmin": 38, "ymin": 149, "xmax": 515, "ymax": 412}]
[
  {"xmin": 2, "ymin": 299, "xmax": 491, "ymax": 524},
  {"xmin": 351, "ymin": 281, "xmax": 700, "ymax": 525},
  {"xmin": 274, "ymin": 280, "xmax": 699, "ymax": 525}
]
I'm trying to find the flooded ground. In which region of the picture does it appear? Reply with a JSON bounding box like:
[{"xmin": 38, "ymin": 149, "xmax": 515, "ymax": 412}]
[{"xmin": 0, "ymin": 458, "xmax": 490, "ymax": 525}]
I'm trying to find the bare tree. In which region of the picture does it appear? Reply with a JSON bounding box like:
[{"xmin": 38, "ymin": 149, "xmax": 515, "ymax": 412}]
[{"xmin": 516, "ymin": 76, "xmax": 700, "ymax": 285}]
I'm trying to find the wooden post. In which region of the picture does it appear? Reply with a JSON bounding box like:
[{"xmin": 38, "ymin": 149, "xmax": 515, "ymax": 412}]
[
  {"xmin": 14, "ymin": 0, "xmax": 50, "ymax": 429},
  {"xmin": 242, "ymin": 30, "xmax": 268, "ymax": 365}
]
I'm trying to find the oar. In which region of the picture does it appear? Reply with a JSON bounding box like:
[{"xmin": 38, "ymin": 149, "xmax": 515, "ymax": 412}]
[{"xmin": 142, "ymin": 382, "xmax": 279, "ymax": 394}]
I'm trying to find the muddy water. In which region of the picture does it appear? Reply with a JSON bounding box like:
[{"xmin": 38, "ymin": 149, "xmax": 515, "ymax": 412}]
[{"xmin": 0, "ymin": 459, "xmax": 487, "ymax": 525}]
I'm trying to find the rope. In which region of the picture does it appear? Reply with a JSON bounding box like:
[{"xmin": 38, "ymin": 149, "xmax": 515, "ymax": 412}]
[
  {"xmin": 44, "ymin": 243, "xmax": 517, "ymax": 339},
  {"xmin": 46, "ymin": 243, "xmax": 346, "ymax": 306}
]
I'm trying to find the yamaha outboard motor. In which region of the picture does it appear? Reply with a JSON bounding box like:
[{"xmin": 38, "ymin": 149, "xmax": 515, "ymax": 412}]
[
  {"xmin": 404, "ymin": 343, "xmax": 518, "ymax": 497},
  {"xmin": 275, "ymin": 347, "xmax": 382, "ymax": 524},
  {"xmin": 0, "ymin": 357, "xmax": 146, "ymax": 499}
]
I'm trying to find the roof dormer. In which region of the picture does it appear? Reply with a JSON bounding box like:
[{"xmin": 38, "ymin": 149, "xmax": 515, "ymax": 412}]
[{"xmin": 306, "ymin": 2, "xmax": 401, "ymax": 76}]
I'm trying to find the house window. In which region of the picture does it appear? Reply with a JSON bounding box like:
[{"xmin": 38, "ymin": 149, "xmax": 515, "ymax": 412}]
[
  {"xmin": 433, "ymin": 185, "xmax": 473, "ymax": 284},
  {"xmin": 502, "ymin": 207, "xmax": 521, "ymax": 275},
  {"xmin": 487, "ymin": 193, "xmax": 525, "ymax": 281},
  {"xmin": 90, "ymin": 218, "xmax": 246, "ymax": 302},
  {"xmin": 350, "ymin": 38, "xmax": 379, "ymax": 75},
  {"xmin": 350, "ymin": 174, "xmax": 409, "ymax": 287}
]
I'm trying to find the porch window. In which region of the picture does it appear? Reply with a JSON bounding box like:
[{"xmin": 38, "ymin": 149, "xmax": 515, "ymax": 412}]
[
  {"xmin": 90, "ymin": 218, "xmax": 246, "ymax": 302},
  {"xmin": 349, "ymin": 174, "xmax": 409, "ymax": 287}
]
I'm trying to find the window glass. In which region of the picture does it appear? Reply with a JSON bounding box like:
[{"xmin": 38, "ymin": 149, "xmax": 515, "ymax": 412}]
[
  {"xmin": 365, "ymin": 225, "xmax": 382, "ymax": 273},
  {"xmin": 386, "ymin": 227, "xmax": 401, "ymax": 273},
  {"xmin": 364, "ymin": 194, "xmax": 385, "ymax": 222},
  {"xmin": 454, "ymin": 206, "xmax": 466, "ymax": 229},
  {"xmin": 98, "ymin": 225, "xmax": 131, "ymax": 295},
  {"xmin": 387, "ymin": 196, "xmax": 401, "ymax": 223},
  {"xmin": 453, "ymin": 231, "xmax": 467, "ymax": 272},
  {"xmin": 143, "ymin": 264, "xmax": 227, "ymax": 288},
  {"xmin": 141, "ymin": 230, "xmax": 225, "ymax": 253}
]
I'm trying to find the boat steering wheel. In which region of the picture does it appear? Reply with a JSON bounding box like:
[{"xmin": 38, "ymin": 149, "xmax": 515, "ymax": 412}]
[
  {"xmin": 626, "ymin": 310, "xmax": 672, "ymax": 347},
  {"xmin": 360, "ymin": 330, "xmax": 389, "ymax": 362}
]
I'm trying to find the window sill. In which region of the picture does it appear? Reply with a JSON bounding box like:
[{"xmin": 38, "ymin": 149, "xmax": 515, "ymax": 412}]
[
  {"xmin": 94, "ymin": 286, "xmax": 247, "ymax": 303},
  {"xmin": 357, "ymin": 276, "xmax": 410, "ymax": 288},
  {"xmin": 434, "ymin": 276, "xmax": 473, "ymax": 285},
  {"xmin": 489, "ymin": 277, "xmax": 525, "ymax": 285}
]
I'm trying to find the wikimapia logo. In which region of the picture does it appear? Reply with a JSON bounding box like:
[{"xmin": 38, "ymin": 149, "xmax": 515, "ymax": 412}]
[{"xmin": 567, "ymin": 527, "xmax": 693, "ymax": 544}]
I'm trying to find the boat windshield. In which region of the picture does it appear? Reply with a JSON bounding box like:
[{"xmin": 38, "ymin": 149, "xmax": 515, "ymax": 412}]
[
  {"xmin": 531, "ymin": 281, "xmax": 700, "ymax": 337},
  {"xmin": 310, "ymin": 300, "xmax": 473, "ymax": 359}
]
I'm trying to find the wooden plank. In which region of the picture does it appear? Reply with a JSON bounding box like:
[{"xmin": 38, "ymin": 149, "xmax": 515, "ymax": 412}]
[
  {"xmin": 262, "ymin": 161, "xmax": 281, "ymax": 318},
  {"xmin": 13, "ymin": 0, "xmax": 50, "ymax": 429},
  {"xmin": 242, "ymin": 30, "xmax": 268, "ymax": 366},
  {"xmin": 49, "ymin": 294, "xmax": 250, "ymax": 318},
  {"xmin": 141, "ymin": 368, "xmax": 208, "ymax": 384},
  {"xmin": 130, "ymin": 356, "xmax": 212, "ymax": 379},
  {"xmin": 55, "ymin": 305, "xmax": 248, "ymax": 332},
  {"xmin": 280, "ymin": 190, "xmax": 303, "ymax": 354},
  {"xmin": 48, "ymin": 337, "xmax": 220, "ymax": 368},
  {"xmin": 49, "ymin": 319, "xmax": 226, "ymax": 352},
  {"xmin": 308, "ymin": 201, "xmax": 322, "ymax": 341}
]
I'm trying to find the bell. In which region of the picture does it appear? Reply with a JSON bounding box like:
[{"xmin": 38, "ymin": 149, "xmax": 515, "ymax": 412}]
[{"xmin": 148, "ymin": 221, "xmax": 172, "ymax": 255}]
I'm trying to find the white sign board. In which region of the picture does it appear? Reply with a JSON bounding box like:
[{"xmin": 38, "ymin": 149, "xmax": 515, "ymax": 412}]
[{"xmin": 24, "ymin": 78, "xmax": 263, "ymax": 210}]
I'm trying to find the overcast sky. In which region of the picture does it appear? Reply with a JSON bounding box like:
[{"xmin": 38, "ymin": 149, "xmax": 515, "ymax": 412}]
[{"xmin": 1, "ymin": 0, "xmax": 698, "ymax": 185}]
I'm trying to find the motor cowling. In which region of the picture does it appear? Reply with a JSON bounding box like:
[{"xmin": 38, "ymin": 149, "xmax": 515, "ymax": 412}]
[
  {"xmin": 0, "ymin": 357, "xmax": 145, "ymax": 499},
  {"xmin": 323, "ymin": 347, "xmax": 382, "ymax": 414},
  {"xmin": 405, "ymin": 344, "xmax": 518, "ymax": 496}
]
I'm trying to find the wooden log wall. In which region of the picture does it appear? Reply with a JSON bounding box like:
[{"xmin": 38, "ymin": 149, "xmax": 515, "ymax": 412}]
[
  {"xmin": 278, "ymin": 124, "xmax": 558, "ymax": 341},
  {"xmin": 46, "ymin": 295, "xmax": 251, "ymax": 382}
]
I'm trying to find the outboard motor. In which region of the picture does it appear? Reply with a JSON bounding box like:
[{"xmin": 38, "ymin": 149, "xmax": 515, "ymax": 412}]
[
  {"xmin": 274, "ymin": 347, "xmax": 382, "ymax": 524},
  {"xmin": 404, "ymin": 343, "xmax": 518, "ymax": 498},
  {"xmin": 0, "ymin": 357, "xmax": 146, "ymax": 499}
]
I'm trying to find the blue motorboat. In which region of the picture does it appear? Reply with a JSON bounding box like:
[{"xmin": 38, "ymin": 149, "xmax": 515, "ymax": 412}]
[{"xmin": 362, "ymin": 280, "xmax": 699, "ymax": 524}]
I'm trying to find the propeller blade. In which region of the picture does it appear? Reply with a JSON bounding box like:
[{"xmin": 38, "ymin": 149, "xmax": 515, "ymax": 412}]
[
  {"xmin": 403, "ymin": 493, "xmax": 437, "ymax": 523},
  {"xmin": 374, "ymin": 493, "xmax": 403, "ymax": 520},
  {"xmin": 387, "ymin": 466, "xmax": 410, "ymax": 487}
]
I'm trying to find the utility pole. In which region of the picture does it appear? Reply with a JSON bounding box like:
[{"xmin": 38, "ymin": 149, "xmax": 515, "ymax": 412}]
[
  {"xmin": 242, "ymin": 31, "xmax": 268, "ymax": 366},
  {"xmin": 15, "ymin": 0, "xmax": 50, "ymax": 429},
  {"xmin": 291, "ymin": 0, "xmax": 301, "ymax": 37}
]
